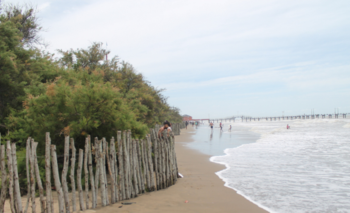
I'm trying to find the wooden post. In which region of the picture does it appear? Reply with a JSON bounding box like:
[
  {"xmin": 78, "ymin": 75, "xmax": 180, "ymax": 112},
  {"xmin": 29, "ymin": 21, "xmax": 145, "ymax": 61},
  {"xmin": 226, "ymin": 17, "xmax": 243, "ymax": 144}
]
[
  {"xmin": 0, "ymin": 145, "xmax": 9, "ymax": 213},
  {"xmin": 161, "ymin": 131, "xmax": 167, "ymax": 189},
  {"xmin": 94, "ymin": 138, "xmax": 100, "ymax": 202},
  {"xmin": 146, "ymin": 135, "xmax": 155, "ymax": 191},
  {"xmin": 167, "ymin": 135, "xmax": 173, "ymax": 186},
  {"xmin": 6, "ymin": 141, "xmax": 15, "ymax": 213},
  {"xmin": 51, "ymin": 145, "xmax": 64, "ymax": 213},
  {"xmin": 61, "ymin": 136, "xmax": 70, "ymax": 213},
  {"xmin": 70, "ymin": 139, "xmax": 76, "ymax": 212},
  {"xmin": 132, "ymin": 139, "xmax": 139, "ymax": 196},
  {"xmin": 77, "ymin": 149, "xmax": 85, "ymax": 211},
  {"xmin": 99, "ymin": 140, "xmax": 107, "ymax": 207},
  {"xmin": 32, "ymin": 142, "xmax": 44, "ymax": 213},
  {"xmin": 117, "ymin": 131, "xmax": 125, "ymax": 200},
  {"xmin": 45, "ymin": 133, "xmax": 53, "ymax": 213},
  {"xmin": 107, "ymin": 138, "xmax": 116, "ymax": 203},
  {"xmin": 102, "ymin": 138, "xmax": 109, "ymax": 205},
  {"xmin": 142, "ymin": 139, "xmax": 150, "ymax": 191},
  {"xmin": 24, "ymin": 138, "xmax": 31, "ymax": 213},
  {"xmin": 87, "ymin": 136, "xmax": 96, "ymax": 208},
  {"xmin": 110, "ymin": 137, "xmax": 119, "ymax": 202},
  {"xmin": 29, "ymin": 139, "xmax": 37, "ymax": 213},
  {"xmin": 128, "ymin": 132, "xmax": 135, "ymax": 198},
  {"xmin": 136, "ymin": 140, "xmax": 145, "ymax": 193},
  {"xmin": 123, "ymin": 131, "xmax": 130, "ymax": 199},
  {"xmin": 151, "ymin": 129, "xmax": 159, "ymax": 190},
  {"xmin": 170, "ymin": 133, "xmax": 178, "ymax": 184},
  {"xmin": 164, "ymin": 135, "xmax": 170, "ymax": 187},
  {"xmin": 84, "ymin": 138, "xmax": 89, "ymax": 209},
  {"xmin": 11, "ymin": 143, "xmax": 23, "ymax": 213}
]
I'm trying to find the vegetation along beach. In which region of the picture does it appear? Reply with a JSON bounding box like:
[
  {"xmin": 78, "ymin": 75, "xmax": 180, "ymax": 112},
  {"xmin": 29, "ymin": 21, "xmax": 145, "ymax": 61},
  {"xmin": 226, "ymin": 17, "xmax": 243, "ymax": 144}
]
[{"xmin": 1, "ymin": 1, "xmax": 350, "ymax": 213}]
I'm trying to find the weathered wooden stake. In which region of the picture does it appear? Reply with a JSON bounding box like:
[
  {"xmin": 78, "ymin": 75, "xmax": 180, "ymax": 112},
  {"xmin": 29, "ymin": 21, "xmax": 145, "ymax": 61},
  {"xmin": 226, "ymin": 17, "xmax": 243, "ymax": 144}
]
[
  {"xmin": 84, "ymin": 138, "xmax": 89, "ymax": 209},
  {"xmin": 33, "ymin": 142, "xmax": 45, "ymax": 213},
  {"xmin": 128, "ymin": 133, "xmax": 135, "ymax": 198},
  {"xmin": 94, "ymin": 138, "xmax": 100, "ymax": 201},
  {"xmin": 70, "ymin": 139, "xmax": 76, "ymax": 212},
  {"xmin": 117, "ymin": 131, "xmax": 125, "ymax": 200},
  {"xmin": 87, "ymin": 136, "xmax": 96, "ymax": 208},
  {"xmin": 77, "ymin": 149, "xmax": 85, "ymax": 211},
  {"xmin": 99, "ymin": 140, "xmax": 106, "ymax": 207},
  {"xmin": 122, "ymin": 131, "xmax": 130, "ymax": 199},
  {"xmin": 107, "ymin": 138, "xmax": 116, "ymax": 203},
  {"xmin": 51, "ymin": 145, "xmax": 64, "ymax": 213},
  {"xmin": 142, "ymin": 139, "xmax": 151, "ymax": 190},
  {"xmin": 132, "ymin": 139, "xmax": 139, "ymax": 196},
  {"xmin": 29, "ymin": 139, "xmax": 37, "ymax": 213},
  {"xmin": 102, "ymin": 138, "xmax": 109, "ymax": 205},
  {"xmin": 151, "ymin": 129, "xmax": 159, "ymax": 190},
  {"xmin": 45, "ymin": 133, "xmax": 53, "ymax": 213},
  {"xmin": 6, "ymin": 141, "xmax": 15, "ymax": 213},
  {"xmin": 11, "ymin": 142, "xmax": 23, "ymax": 213},
  {"xmin": 24, "ymin": 138, "xmax": 31, "ymax": 213},
  {"xmin": 136, "ymin": 140, "xmax": 145, "ymax": 193},
  {"xmin": 61, "ymin": 136, "xmax": 70, "ymax": 213},
  {"xmin": 147, "ymin": 135, "xmax": 155, "ymax": 191},
  {"xmin": 0, "ymin": 145, "xmax": 9, "ymax": 213}
]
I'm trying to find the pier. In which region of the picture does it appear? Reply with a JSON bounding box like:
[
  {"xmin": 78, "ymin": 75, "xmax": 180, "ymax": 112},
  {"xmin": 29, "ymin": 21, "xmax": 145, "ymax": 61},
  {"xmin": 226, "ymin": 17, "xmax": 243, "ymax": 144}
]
[{"xmin": 208, "ymin": 113, "xmax": 349, "ymax": 123}]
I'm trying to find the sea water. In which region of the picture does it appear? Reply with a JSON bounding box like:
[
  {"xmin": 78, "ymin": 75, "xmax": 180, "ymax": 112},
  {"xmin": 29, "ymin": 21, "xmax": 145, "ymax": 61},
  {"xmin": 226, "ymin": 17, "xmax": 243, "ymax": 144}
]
[{"xmin": 207, "ymin": 119, "xmax": 350, "ymax": 213}]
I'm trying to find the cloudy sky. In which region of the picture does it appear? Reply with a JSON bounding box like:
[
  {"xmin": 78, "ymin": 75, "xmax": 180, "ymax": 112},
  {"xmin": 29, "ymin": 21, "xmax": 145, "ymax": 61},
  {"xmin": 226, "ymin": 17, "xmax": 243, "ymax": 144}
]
[{"xmin": 8, "ymin": 0, "xmax": 350, "ymax": 119}]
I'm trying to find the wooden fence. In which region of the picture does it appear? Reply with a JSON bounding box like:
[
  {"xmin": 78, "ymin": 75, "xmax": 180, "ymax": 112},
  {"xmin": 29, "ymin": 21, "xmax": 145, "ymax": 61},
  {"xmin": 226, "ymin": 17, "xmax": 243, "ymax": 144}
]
[{"xmin": 0, "ymin": 122, "xmax": 186, "ymax": 213}]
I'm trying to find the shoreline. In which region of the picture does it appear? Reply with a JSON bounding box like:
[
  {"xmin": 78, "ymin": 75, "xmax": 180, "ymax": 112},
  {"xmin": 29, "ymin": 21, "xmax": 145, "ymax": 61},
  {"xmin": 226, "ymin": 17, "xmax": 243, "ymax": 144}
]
[
  {"xmin": 97, "ymin": 126, "xmax": 268, "ymax": 213},
  {"xmin": 210, "ymin": 148, "xmax": 274, "ymax": 213}
]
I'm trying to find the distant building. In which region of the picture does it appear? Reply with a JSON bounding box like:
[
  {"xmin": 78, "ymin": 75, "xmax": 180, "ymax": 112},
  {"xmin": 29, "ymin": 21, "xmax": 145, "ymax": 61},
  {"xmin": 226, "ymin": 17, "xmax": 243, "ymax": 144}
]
[
  {"xmin": 182, "ymin": 114, "xmax": 192, "ymax": 121},
  {"xmin": 182, "ymin": 115, "xmax": 209, "ymax": 122}
]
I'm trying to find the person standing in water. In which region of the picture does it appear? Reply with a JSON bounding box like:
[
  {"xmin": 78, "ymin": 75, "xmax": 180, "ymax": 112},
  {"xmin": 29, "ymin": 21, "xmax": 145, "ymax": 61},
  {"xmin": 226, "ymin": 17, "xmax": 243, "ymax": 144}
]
[
  {"xmin": 220, "ymin": 122, "xmax": 223, "ymax": 131},
  {"xmin": 210, "ymin": 122, "xmax": 214, "ymax": 130},
  {"xmin": 287, "ymin": 124, "xmax": 290, "ymax": 129},
  {"xmin": 229, "ymin": 125, "xmax": 232, "ymax": 131}
]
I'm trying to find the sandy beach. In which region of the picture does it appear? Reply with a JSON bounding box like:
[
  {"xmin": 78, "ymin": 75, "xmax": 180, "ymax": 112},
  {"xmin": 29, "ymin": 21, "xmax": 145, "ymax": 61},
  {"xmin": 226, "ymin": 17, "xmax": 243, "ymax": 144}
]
[
  {"xmin": 96, "ymin": 126, "xmax": 267, "ymax": 213},
  {"xmin": 4, "ymin": 126, "xmax": 267, "ymax": 213}
]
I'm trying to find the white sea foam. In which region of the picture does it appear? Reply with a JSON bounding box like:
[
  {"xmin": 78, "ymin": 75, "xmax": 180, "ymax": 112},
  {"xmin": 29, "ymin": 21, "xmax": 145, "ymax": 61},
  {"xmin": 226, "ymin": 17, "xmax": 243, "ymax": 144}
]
[{"xmin": 211, "ymin": 119, "xmax": 350, "ymax": 213}]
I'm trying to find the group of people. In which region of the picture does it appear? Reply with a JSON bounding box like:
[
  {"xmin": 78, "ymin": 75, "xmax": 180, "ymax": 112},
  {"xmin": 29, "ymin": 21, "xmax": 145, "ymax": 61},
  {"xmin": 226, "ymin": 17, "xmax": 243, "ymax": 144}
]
[
  {"xmin": 185, "ymin": 121, "xmax": 199, "ymax": 129},
  {"xmin": 210, "ymin": 122, "xmax": 232, "ymax": 131}
]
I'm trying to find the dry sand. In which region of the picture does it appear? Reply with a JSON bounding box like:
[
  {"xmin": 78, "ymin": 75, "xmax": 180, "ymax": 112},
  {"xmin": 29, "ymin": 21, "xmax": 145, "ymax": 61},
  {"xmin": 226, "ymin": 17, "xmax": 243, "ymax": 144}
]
[{"xmin": 4, "ymin": 126, "xmax": 268, "ymax": 213}]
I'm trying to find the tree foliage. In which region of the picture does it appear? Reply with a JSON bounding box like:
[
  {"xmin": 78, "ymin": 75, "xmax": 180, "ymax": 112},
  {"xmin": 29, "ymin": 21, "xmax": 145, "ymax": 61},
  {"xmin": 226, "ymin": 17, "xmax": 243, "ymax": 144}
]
[{"xmin": 0, "ymin": 4, "xmax": 182, "ymax": 154}]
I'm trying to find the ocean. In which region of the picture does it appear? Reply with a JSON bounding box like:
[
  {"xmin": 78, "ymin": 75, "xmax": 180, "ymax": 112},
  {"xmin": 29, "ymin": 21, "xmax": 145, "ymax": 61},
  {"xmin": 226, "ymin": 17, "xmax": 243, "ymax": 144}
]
[{"xmin": 188, "ymin": 119, "xmax": 350, "ymax": 213}]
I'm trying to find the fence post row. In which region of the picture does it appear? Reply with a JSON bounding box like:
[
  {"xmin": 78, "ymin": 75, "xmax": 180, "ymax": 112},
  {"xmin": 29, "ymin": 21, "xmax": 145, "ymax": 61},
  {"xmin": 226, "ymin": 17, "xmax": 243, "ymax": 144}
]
[{"xmin": 0, "ymin": 123, "xmax": 185, "ymax": 213}]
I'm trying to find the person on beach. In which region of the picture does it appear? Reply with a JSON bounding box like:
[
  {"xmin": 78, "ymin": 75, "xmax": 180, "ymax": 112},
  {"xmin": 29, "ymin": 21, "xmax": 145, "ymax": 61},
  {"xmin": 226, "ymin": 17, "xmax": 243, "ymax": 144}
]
[
  {"xmin": 210, "ymin": 122, "xmax": 214, "ymax": 129},
  {"xmin": 186, "ymin": 121, "xmax": 188, "ymax": 129},
  {"xmin": 158, "ymin": 120, "xmax": 172, "ymax": 138},
  {"xmin": 168, "ymin": 122, "xmax": 172, "ymax": 131},
  {"xmin": 220, "ymin": 122, "xmax": 223, "ymax": 131},
  {"xmin": 287, "ymin": 124, "xmax": 290, "ymax": 129},
  {"xmin": 229, "ymin": 125, "xmax": 232, "ymax": 131}
]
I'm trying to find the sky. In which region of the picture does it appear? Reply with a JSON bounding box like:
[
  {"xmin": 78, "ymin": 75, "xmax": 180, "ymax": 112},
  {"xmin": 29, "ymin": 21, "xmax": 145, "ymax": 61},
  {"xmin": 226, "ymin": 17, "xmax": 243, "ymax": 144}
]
[{"xmin": 7, "ymin": 0, "xmax": 350, "ymax": 119}]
